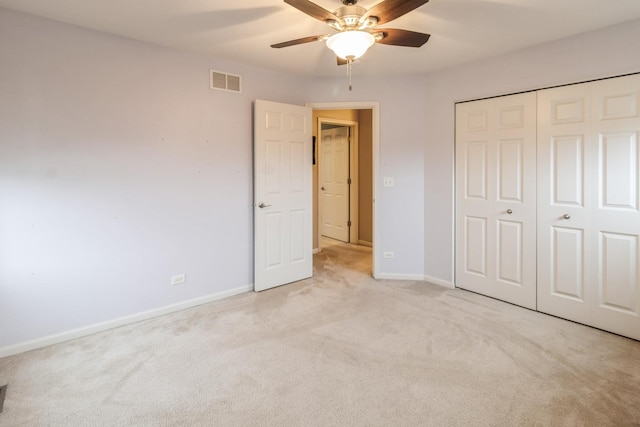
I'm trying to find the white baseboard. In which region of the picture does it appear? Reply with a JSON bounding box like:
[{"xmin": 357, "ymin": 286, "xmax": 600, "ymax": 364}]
[
  {"xmin": 0, "ymin": 284, "xmax": 253, "ymax": 358},
  {"xmin": 375, "ymin": 273, "xmax": 425, "ymax": 281},
  {"xmin": 358, "ymin": 240, "xmax": 372, "ymax": 247},
  {"xmin": 423, "ymin": 275, "xmax": 455, "ymax": 289},
  {"xmin": 374, "ymin": 273, "xmax": 455, "ymax": 289}
]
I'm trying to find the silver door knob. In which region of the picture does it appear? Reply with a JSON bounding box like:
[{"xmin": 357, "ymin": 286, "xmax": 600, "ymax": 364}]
[
  {"xmin": 506, "ymin": 209, "xmax": 513, "ymax": 214},
  {"xmin": 258, "ymin": 203, "xmax": 271, "ymax": 209},
  {"xmin": 563, "ymin": 214, "xmax": 571, "ymax": 220}
]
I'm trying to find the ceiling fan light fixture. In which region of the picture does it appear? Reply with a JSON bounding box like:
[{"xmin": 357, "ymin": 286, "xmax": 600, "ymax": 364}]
[{"xmin": 326, "ymin": 30, "xmax": 375, "ymax": 60}]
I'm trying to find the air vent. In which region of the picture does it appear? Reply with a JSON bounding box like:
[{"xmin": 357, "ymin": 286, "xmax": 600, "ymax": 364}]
[{"xmin": 210, "ymin": 70, "xmax": 242, "ymax": 93}]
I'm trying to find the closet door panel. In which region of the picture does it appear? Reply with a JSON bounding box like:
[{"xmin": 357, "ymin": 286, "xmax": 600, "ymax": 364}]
[
  {"xmin": 538, "ymin": 84, "xmax": 593, "ymax": 322},
  {"xmin": 590, "ymin": 75, "xmax": 640, "ymax": 340},
  {"xmin": 456, "ymin": 92, "xmax": 537, "ymax": 309},
  {"xmin": 539, "ymin": 74, "xmax": 640, "ymax": 341}
]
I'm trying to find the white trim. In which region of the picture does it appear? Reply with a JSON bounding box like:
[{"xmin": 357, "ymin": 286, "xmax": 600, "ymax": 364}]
[
  {"xmin": 358, "ymin": 240, "xmax": 372, "ymax": 247},
  {"xmin": 376, "ymin": 273, "xmax": 425, "ymax": 281},
  {"xmin": 375, "ymin": 273, "xmax": 455, "ymax": 289},
  {"xmin": 0, "ymin": 285, "xmax": 252, "ymax": 358},
  {"xmin": 307, "ymin": 101, "xmax": 380, "ymax": 278},
  {"xmin": 424, "ymin": 275, "xmax": 456, "ymax": 289}
]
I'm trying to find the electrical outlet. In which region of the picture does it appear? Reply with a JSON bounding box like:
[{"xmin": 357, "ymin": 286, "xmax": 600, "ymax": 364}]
[
  {"xmin": 383, "ymin": 251, "xmax": 394, "ymax": 259},
  {"xmin": 171, "ymin": 274, "xmax": 186, "ymax": 286}
]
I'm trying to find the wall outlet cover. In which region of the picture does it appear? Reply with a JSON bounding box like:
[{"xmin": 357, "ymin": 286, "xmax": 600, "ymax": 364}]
[{"xmin": 170, "ymin": 274, "xmax": 186, "ymax": 286}]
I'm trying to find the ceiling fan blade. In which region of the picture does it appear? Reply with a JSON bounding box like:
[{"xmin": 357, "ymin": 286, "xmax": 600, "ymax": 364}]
[
  {"xmin": 271, "ymin": 35, "xmax": 328, "ymax": 48},
  {"xmin": 337, "ymin": 56, "xmax": 348, "ymax": 66},
  {"xmin": 364, "ymin": 0, "xmax": 429, "ymax": 25},
  {"xmin": 373, "ymin": 29, "xmax": 430, "ymax": 47},
  {"xmin": 284, "ymin": 0, "xmax": 340, "ymax": 23}
]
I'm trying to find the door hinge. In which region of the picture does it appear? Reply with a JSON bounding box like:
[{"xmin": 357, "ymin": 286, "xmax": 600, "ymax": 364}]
[
  {"xmin": 348, "ymin": 178, "xmax": 352, "ymax": 185},
  {"xmin": 348, "ymin": 220, "xmax": 352, "ymax": 227}
]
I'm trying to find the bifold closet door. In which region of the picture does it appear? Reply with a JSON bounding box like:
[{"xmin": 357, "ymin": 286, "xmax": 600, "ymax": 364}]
[
  {"xmin": 455, "ymin": 93, "xmax": 537, "ymax": 309},
  {"xmin": 537, "ymin": 74, "xmax": 640, "ymax": 341}
]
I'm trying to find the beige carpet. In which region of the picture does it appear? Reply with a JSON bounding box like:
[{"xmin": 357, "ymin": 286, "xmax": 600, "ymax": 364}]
[{"xmin": 1, "ymin": 239, "xmax": 639, "ymax": 426}]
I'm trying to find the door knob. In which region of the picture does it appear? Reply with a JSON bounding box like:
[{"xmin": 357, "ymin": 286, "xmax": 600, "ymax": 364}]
[
  {"xmin": 321, "ymin": 187, "xmax": 326, "ymax": 191},
  {"xmin": 506, "ymin": 209, "xmax": 513, "ymax": 214},
  {"xmin": 563, "ymin": 214, "xmax": 571, "ymax": 220},
  {"xmin": 258, "ymin": 203, "xmax": 272, "ymax": 209}
]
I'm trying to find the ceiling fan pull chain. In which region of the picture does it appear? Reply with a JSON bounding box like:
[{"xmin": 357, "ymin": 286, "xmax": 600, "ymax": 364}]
[{"xmin": 348, "ymin": 58, "xmax": 353, "ymax": 91}]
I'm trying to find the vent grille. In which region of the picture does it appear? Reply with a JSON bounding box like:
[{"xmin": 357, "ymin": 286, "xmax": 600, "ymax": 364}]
[{"xmin": 210, "ymin": 70, "xmax": 242, "ymax": 93}]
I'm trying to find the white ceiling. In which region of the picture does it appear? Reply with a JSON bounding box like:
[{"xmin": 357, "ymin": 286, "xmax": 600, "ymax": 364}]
[{"xmin": 2, "ymin": 0, "xmax": 640, "ymax": 77}]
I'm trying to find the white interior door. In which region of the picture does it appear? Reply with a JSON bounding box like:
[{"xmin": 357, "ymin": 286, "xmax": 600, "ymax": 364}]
[
  {"xmin": 319, "ymin": 126, "xmax": 350, "ymax": 242},
  {"xmin": 254, "ymin": 100, "xmax": 313, "ymax": 292},
  {"xmin": 455, "ymin": 92, "xmax": 537, "ymax": 309},
  {"xmin": 538, "ymin": 74, "xmax": 640, "ymax": 340}
]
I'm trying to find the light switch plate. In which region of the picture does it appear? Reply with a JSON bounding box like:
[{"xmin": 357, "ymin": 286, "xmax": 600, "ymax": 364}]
[{"xmin": 383, "ymin": 177, "xmax": 394, "ymax": 187}]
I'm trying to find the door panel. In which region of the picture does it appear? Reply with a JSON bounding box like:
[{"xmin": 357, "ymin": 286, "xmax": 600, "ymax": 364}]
[
  {"xmin": 590, "ymin": 75, "xmax": 640, "ymax": 339},
  {"xmin": 598, "ymin": 231, "xmax": 637, "ymax": 311},
  {"xmin": 498, "ymin": 139, "xmax": 523, "ymax": 202},
  {"xmin": 551, "ymin": 226, "xmax": 585, "ymax": 301},
  {"xmin": 455, "ymin": 92, "xmax": 537, "ymax": 309},
  {"xmin": 319, "ymin": 126, "xmax": 350, "ymax": 242},
  {"xmin": 254, "ymin": 100, "xmax": 312, "ymax": 292},
  {"xmin": 538, "ymin": 74, "xmax": 640, "ymax": 340},
  {"xmin": 465, "ymin": 142, "xmax": 488, "ymax": 200},
  {"xmin": 599, "ymin": 132, "xmax": 637, "ymax": 210},
  {"xmin": 464, "ymin": 216, "xmax": 487, "ymax": 277},
  {"xmin": 497, "ymin": 219, "xmax": 523, "ymax": 285},
  {"xmin": 537, "ymin": 85, "xmax": 593, "ymax": 322},
  {"xmin": 552, "ymin": 135, "xmax": 584, "ymax": 206}
]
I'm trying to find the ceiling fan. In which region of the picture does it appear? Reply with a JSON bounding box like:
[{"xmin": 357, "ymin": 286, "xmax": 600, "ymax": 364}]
[{"xmin": 271, "ymin": 0, "xmax": 431, "ymax": 89}]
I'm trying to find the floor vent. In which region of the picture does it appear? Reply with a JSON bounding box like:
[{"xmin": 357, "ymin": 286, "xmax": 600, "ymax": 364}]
[
  {"xmin": 210, "ymin": 70, "xmax": 242, "ymax": 93},
  {"xmin": 0, "ymin": 384, "xmax": 7, "ymax": 413}
]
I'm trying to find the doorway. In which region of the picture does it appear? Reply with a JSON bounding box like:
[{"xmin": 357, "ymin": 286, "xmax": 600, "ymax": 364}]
[{"xmin": 308, "ymin": 102, "xmax": 379, "ymax": 277}]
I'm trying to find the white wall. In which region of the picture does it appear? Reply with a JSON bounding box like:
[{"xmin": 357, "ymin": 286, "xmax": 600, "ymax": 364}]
[
  {"xmin": 0, "ymin": 8, "xmax": 310, "ymax": 352},
  {"xmin": 422, "ymin": 18, "xmax": 640, "ymax": 284}
]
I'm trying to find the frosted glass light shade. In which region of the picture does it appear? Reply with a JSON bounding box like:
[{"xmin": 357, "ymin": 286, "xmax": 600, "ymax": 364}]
[{"xmin": 326, "ymin": 31, "xmax": 375, "ymax": 60}]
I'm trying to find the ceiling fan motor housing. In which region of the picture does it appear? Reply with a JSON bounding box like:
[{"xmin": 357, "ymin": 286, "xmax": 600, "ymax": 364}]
[
  {"xmin": 335, "ymin": 5, "xmax": 367, "ymax": 28},
  {"xmin": 341, "ymin": 0, "xmax": 358, "ymax": 5}
]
